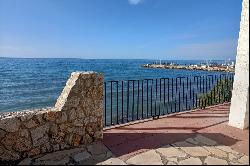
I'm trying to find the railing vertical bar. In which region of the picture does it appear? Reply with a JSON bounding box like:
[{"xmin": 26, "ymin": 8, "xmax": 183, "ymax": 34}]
[
  {"xmin": 201, "ymin": 96, "xmax": 203, "ymax": 109},
  {"xmin": 208, "ymin": 77, "xmax": 211, "ymax": 105},
  {"xmin": 196, "ymin": 91, "xmax": 198, "ymax": 108},
  {"xmin": 168, "ymin": 78, "xmax": 169, "ymax": 103},
  {"xmin": 160, "ymin": 79, "xmax": 162, "ymax": 115},
  {"xmin": 155, "ymin": 79, "xmax": 158, "ymax": 116},
  {"xmin": 175, "ymin": 78, "xmax": 178, "ymax": 112},
  {"xmin": 208, "ymin": 76, "xmax": 211, "ymax": 90},
  {"xmin": 182, "ymin": 79, "xmax": 185, "ymax": 105},
  {"xmin": 132, "ymin": 80, "xmax": 135, "ymax": 121},
  {"xmin": 202, "ymin": 76, "xmax": 204, "ymax": 108},
  {"xmin": 219, "ymin": 75, "xmax": 221, "ymax": 103},
  {"xmin": 213, "ymin": 83, "xmax": 216, "ymax": 105},
  {"xmin": 212, "ymin": 75, "xmax": 214, "ymax": 104},
  {"xmin": 172, "ymin": 78, "xmax": 174, "ymax": 113},
  {"xmin": 167, "ymin": 78, "xmax": 170, "ymax": 114},
  {"xmin": 211, "ymin": 75, "xmax": 213, "ymax": 105},
  {"xmin": 137, "ymin": 80, "xmax": 139, "ymax": 120},
  {"xmin": 158, "ymin": 79, "xmax": 161, "ymax": 114},
  {"xmin": 193, "ymin": 77, "xmax": 197, "ymax": 108},
  {"xmin": 147, "ymin": 80, "xmax": 149, "ymax": 118},
  {"xmin": 206, "ymin": 76, "xmax": 208, "ymax": 93},
  {"xmin": 198, "ymin": 94, "xmax": 201, "ymax": 108},
  {"xmin": 222, "ymin": 75, "xmax": 224, "ymax": 102},
  {"xmin": 179, "ymin": 91, "xmax": 181, "ymax": 112},
  {"xmin": 189, "ymin": 78, "xmax": 192, "ymax": 110},
  {"xmin": 151, "ymin": 80, "xmax": 153, "ymax": 116},
  {"xmin": 163, "ymin": 79, "xmax": 166, "ymax": 115},
  {"xmin": 227, "ymin": 75, "xmax": 229, "ymax": 101},
  {"xmin": 200, "ymin": 76, "xmax": 202, "ymax": 92},
  {"xmin": 210, "ymin": 77, "xmax": 212, "ymax": 105},
  {"xmin": 195, "ymin": 77, "xmax": 198, "ymax": 89},
  {"xmin": 175, "ymin": 99, "xmax": 177, "ymax": 113},
  {"xmin": 185, "ymin": 94, "xmax": 187, "ymax": 110},
  {"xmin": 127, "ymin": 81, "xmax": 129, "ymax": 122},
  {"xmin": 141, "ymin": 80, "xmax": 144, "ymax": 119},
  {"xmin": 215, "ymin": 75, "xmax": 218, "ymax": 104},
  {"xmin": 186, "ymin": 77, "xmax": 189, "ymax": 109},
  {"xmin": 226, "ymin": 75, "xmax": 228, "ymax": 101},
  {"xmin": 176, "ymin": 77, "xmax": 178, "ymax": 92},
  {"xmin": 222, "ymin": 75, "xmax": 225, "ymax": 102},
  {"xmin": 121, "ymin": 81, "xmax": 124, "ymax": 124},
  {"xmin": 104, "ymin": 82, "xmax": 107, "ymax": 126},
  {"xmin": 192, "ymin": 89, "xmax": 195, "ymax": 108},
  {"xmin": 111, "ymin": 82, "xmax": 113, "ymax": 125},
  {"xmin": 116, "ymin": 81, "xmax": 119, "ymax": 124},
  {"xmin": 226, "ymin": 74, "xmax": 228, "ymax": 101}
]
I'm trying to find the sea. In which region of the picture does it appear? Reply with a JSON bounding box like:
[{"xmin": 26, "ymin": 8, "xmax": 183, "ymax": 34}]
[{"xmin": 0, "ymin": 58, "xmax": 232, "ymax": 113}]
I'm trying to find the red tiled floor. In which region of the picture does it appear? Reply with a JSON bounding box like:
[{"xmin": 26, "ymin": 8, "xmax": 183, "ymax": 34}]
[{"xmin": 103, "ymin": 102, "xmax": 249, "ymax": 160}]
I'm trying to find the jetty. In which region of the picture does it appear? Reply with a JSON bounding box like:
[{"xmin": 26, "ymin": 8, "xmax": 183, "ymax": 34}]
[{"xmin": 142, "ymin": 62, "xmax": 235, "ymax": 73}]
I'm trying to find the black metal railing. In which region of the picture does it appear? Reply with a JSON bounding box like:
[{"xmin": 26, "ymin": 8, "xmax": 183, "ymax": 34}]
[{"xmin": 103, "ymin": 73, "xmax": 234, "ymax": 127}]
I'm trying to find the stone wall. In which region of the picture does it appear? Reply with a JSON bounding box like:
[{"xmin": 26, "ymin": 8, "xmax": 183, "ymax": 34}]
[
  {"xmin": 0, "ymin": 72, "xmax": 104, "ymax": 161},
  {"xmin": 229, "ymin": 0, "xmax": 249, "ymax": 129}
]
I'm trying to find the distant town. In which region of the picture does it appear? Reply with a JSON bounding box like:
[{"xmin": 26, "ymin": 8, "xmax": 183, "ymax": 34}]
[{"xmin": 142, "ymin": 60, "xmax": 235, "ymax": 73}]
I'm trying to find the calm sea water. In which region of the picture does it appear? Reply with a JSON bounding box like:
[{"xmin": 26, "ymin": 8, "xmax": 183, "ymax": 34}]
[{"xmin": 0, "ymin": 58, "xmax": 228, "ymax": 113}]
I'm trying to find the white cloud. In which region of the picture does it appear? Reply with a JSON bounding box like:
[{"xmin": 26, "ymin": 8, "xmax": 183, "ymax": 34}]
[
  {"xmin": 164, "ymin": 39, "xmax": 238, "ymax": 60},
  {"xmin": 128, "ymin": 0, "xmax": 143, "ymax": 5}
]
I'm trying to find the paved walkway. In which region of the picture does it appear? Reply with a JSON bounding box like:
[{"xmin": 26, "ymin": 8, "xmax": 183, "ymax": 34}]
[
  {"xmin": 18, "ymin": 103, "xmax": 249, "ymax": 165},
  {"xmin": 122, "ymin": 134, "xmax": 249, "ymax": 165},
  {"xmin": 18, "ymin": 142, "xmax": 114, "ymax": 165},
  {"xmin": 18, "ymin": 134, "xmax": 248, "ymax": 165}
]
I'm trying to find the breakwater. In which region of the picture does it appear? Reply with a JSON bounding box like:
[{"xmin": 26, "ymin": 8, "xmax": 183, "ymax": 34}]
[{"xmin": 142, "ymin": 63, "xmax": 235, "ymax": 73}]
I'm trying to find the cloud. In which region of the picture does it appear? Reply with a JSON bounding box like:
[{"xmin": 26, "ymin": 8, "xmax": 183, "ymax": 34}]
[
  {"xmin": 128, "ymin": 0, "xmax": 143, "ymax": 5},
  {"xmin": 164, "ymin": 39, "xmax": 238, "ymax": 60}
]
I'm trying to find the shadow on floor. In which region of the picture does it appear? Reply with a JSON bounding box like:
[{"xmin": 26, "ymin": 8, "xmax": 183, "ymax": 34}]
[
  {"xmin": 103, "ymin": 132, "xmax": 239, "ymax": 158},
  {"xmin": 103, "ymin": 103, "xmax": 248, "ymax": 159}
]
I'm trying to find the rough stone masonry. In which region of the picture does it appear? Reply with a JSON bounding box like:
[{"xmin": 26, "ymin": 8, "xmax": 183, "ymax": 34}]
[{"xmin": 0, "ymin": 72, "xmax": 104, "ymax": 161}]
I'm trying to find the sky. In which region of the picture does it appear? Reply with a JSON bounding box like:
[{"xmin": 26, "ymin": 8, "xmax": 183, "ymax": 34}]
[{"xmin": 0, "ymin": 0, "xmax": 242, "ymax": 60}]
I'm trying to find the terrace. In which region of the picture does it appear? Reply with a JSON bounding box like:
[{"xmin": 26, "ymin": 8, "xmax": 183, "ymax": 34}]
[
  {"xmin": 13, "ymin": 67, "xmax": 248, "ymax": 165},
  {"xmin": 1, "ymin": 0, "xmax": 249, "ymax": 165}
]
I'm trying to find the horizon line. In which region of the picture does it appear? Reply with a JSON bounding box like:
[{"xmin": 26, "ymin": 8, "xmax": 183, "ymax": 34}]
[{"xmin": 0, "ymin": 57, "xmax": 236, "ymax": 61}]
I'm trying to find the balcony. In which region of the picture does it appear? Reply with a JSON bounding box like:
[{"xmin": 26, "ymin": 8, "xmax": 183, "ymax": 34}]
[{"xmin": 0, "ymin": 71, "xmax": 242, "ymax": 164}]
